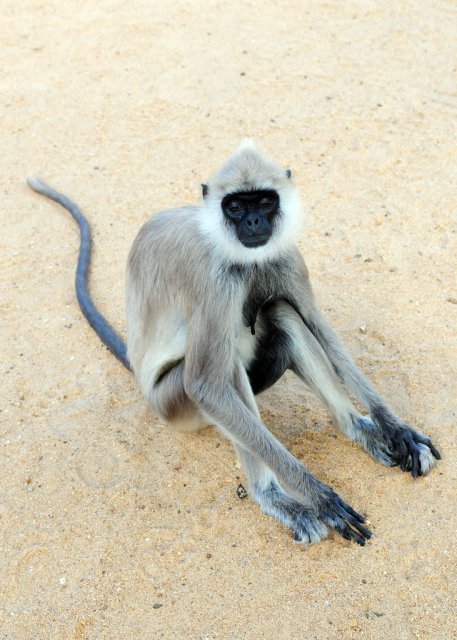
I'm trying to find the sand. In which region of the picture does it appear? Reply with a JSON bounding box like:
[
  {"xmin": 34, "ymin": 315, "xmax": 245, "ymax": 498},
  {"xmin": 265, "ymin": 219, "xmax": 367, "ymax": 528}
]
[{"xmin": 1, "ymin": 1, "xmax": 457, "ymax": 638}]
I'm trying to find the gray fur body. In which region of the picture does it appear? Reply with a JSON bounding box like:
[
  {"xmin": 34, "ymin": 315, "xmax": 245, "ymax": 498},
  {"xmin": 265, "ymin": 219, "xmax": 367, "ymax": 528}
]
[{"xmin": 126, "ymin": 142, "xmax": 440, "ymax": 545}]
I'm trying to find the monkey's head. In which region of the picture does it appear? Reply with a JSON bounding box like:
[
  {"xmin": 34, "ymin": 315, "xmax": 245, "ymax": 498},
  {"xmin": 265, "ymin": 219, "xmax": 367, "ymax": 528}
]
[{"xmin": 200, "ymin": 140, "xmax": 304, "ymax": 263}]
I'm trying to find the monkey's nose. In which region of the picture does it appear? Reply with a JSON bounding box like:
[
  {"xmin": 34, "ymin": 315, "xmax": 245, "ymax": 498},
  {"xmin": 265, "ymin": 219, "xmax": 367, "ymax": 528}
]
[{"xmin": 246, "ymin": 213, "xmax": 260, "ymax": 228}]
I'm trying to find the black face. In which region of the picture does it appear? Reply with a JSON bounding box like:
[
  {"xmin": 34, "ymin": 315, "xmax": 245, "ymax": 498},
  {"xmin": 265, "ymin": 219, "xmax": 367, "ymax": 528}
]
[{"xmin": 221, "ymin": 189, "xmax": 280, "ymax": 248}]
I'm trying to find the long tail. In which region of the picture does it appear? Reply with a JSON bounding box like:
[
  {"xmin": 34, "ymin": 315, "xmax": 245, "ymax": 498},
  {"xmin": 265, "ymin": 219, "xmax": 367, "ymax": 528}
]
[{"xmin": 27, "ymin": 176, "xmax": 131, "ymax": 370}]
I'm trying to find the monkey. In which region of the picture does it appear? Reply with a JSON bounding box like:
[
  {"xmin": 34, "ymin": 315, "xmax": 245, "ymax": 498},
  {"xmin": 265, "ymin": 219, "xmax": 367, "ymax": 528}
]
[{"xmin": 28, "ymin": 140, "xmax": 441, "ymax": 546}]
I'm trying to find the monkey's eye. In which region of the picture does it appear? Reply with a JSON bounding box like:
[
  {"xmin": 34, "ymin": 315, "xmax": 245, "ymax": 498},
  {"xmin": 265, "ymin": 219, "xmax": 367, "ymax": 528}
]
[
  {"xmin": 229, "ymin": 202, "xmax": 243, "ymax": 214},
  {"xmin": 259, "ymin": 198, "xmax": 277, "ymax": 212}
]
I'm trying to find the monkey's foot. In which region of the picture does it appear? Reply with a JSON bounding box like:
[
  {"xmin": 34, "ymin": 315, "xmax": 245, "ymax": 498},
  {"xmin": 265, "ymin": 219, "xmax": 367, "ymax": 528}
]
[
  {"xmin": 315, "ymin": 484, "xmax": 372, "ymax": 546},
  {"xmin": 353, "ymin": 416, "xmax": 441, "ymax": 478},
  {"xmin": 253, "ymin": 480, "xmax": 371, "ymax": 545}
]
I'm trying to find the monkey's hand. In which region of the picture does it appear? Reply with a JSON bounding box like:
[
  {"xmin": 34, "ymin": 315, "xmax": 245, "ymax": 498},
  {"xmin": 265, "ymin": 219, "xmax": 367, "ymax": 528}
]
[
  {"xmin": 384, "ymin": 424, "xmax": 441, "ymax": 478},
  {"xmin": 365, "ymin": 410, "xmax": 441, "ymax": 477},
  {"xmin": 315, "ymin": 485, "xmax": 372, "ymax": 546},
  {"xmin": 351, "ymin": 415, "xmax": 441, "ymax": 478}
]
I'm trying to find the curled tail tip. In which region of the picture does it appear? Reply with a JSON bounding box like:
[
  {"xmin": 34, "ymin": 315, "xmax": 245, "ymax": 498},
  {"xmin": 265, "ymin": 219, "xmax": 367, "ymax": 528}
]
[{"xmin": 27, "ymin": 175, "xmax": 46, "ymax": 192}]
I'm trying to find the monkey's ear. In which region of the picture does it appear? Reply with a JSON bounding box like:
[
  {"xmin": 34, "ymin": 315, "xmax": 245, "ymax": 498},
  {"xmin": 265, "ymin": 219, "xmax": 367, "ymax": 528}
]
[
  {"xmin": 286, "ymin": 169, "xmax": 292, "ymax": 179},
  {"xmin": 201, "ymin": 183, "xmax": 208, "ymax": 197}
]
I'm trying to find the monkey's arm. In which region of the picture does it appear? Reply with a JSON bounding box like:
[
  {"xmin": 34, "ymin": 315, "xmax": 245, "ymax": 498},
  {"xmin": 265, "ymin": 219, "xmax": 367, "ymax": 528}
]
[
  {"xmin": 183, "ymin": 307, "xmax": 371, "ymax": 545},
  {"xmin": 288, "ymin": 252, "xmax": 441, "ymax": 476}
]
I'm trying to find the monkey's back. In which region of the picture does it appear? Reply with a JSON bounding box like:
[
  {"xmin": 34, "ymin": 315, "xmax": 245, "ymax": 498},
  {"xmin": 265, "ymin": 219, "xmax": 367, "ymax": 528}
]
[{"xmin": 125, "ymin": 205, "xmax": 221, "ymax": 398}]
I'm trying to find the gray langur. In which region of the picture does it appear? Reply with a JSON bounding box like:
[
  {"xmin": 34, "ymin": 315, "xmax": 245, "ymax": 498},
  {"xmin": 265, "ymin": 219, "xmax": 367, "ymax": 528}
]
[{"xmin": 28, "ymin": 141, "xmax": 440, "ymax": 546}]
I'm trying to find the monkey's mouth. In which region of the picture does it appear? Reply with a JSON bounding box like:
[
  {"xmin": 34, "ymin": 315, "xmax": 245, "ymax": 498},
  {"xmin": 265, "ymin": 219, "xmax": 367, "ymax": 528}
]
[{"xmin": 240, "ymin": 235, "xmax": 270, "ymax": 248}]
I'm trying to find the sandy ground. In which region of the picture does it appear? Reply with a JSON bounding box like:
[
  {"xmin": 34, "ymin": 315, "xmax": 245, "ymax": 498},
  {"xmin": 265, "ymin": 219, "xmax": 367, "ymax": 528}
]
[{"xmin": 1, "ymin": 1, "xmax": 457, "ymax": 638}]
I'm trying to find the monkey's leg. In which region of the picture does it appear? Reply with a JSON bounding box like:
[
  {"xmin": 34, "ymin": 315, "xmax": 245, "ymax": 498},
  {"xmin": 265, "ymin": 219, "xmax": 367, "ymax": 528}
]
[
  {"xmin": 238, "ymin": 357, "xmax": 372, "ymax": 544},
  {"xmin": 294, "ymin": 305, "xmax": 440, "ymax": 476},
  {"xmin": 233, "ymin": 363, "xmax": 331, "ymax": 543},
  {"xmin": 149, "ymin": 361, "xmax": 208, "ymax": 432}
]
